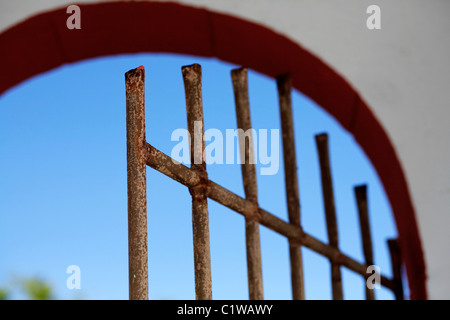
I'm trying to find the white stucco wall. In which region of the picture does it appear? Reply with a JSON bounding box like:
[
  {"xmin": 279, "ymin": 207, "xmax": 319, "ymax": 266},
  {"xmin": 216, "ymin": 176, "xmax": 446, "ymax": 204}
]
[{"xmin": 1, "ymin": 0, "xmax": 449, "ymax": 299}]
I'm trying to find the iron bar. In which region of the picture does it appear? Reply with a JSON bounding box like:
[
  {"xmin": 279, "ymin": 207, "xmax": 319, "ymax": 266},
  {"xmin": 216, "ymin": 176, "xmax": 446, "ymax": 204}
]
[
  {"xmin": 231, "ymin": 67, "xmax": 264, "ymax": 300},
  {"xmin": 144, "ymin": 142, "xmax": 396, "ymax": 292},
  {"xmin": 355, "ymin": 185, "xmax": 375, "ymax": 300},
  {"xmin": 388, "ymin": 239, "xmax": 404, "ymax": 300},
  {"xmin": 182, "ymin": 64, "xmax": 213, "ymax": 300},
  {"xmin": 277, "ymin": 74, "xmax": 305, "ymax": 300},
  {"xmin": 315, "ymin": 133, "xmax": 343, "ymax": 300},
  {"xmin": 125, "ymin": 65, "xmax": 148, "ymax": 300}
]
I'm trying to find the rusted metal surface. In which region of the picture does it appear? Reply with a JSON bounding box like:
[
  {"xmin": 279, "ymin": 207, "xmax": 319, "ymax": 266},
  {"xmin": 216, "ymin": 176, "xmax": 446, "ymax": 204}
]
[
  {"xmin": 144, "ymin": 143, "xmax": 396, "ymax": 292},
  {"xmin": 315, "ymin": 133, "xmax": 343, "ymax": 300},
  {"xmin": 388, "ymin": 239, "xmax": 404, "ymax": 300},
  {"xmin": 125, "ymin": 66, "xmax": 148, "ymax": 300},
  {"xmin": 277, "ymin": 74, "xmax": 305, "ymax": 300},
  {"xmin": 129, "ymin": 62, "xmax": 400, "ymax": 300},
  {"xmin": 231, "ymin": 67, "xmax": 264, "ymax": 300},
  {"xmin": 231, "ymin": 68, "xmax": 258, "ymax": 204},
  {"xmin": 182, "ymin": 64, "xmax": 212, "ymax": 300},
  {"xmin": 355, "ymin": 185, "xmax": 375, "ymax": 300}
]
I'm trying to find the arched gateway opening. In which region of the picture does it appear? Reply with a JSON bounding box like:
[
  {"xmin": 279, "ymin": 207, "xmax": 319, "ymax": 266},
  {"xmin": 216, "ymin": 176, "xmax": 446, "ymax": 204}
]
[{"xmin": 0, "ymin": 1, "xmax": 426, "ymax": 299}]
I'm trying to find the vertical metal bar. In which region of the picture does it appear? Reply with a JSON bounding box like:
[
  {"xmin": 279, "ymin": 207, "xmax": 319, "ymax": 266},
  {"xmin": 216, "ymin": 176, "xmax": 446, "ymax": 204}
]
[
  {"xmin": 277, "ymin": 74, "xmax": 305, "ymax": 300},
  {"xmin": 388, "ymin": 239, "xmax": 404, "ymax": 300},
  {"xmin": 231, "ymin": 67, "xmax": 264, "ymax": 300},
  {"xmin": 182, "ymin": 64, "xmax": 213, "ymax": 300},
  {"xmin": 125, "ymin": 65, "xmax": 148, "ymax": 300},
  {"xmin": 355, "ymin": 185, "xmax": 375, "ymax": 300},
  {"xmin": 315, "ymin": 133, "xmax": 343, "ymax": 300}
]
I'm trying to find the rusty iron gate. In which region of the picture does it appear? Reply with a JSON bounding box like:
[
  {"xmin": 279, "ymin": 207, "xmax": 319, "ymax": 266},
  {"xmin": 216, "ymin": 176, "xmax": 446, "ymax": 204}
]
[{"xmin": 125, "ymin": 64, "xmax": 404, "ymax": 300}]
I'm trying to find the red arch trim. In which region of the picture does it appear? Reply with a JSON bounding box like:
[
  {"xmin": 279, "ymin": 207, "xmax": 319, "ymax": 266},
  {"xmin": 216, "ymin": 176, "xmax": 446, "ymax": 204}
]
[{"xmin": 0, "ymin": 1, "xmax": 426, "ymax": 299}]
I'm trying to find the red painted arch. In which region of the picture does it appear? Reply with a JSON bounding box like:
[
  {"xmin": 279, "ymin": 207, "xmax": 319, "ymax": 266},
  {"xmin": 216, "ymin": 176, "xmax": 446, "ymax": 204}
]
[{"xmin": 0, "ymin": 1, "xmax": 426, "ymax": 299}]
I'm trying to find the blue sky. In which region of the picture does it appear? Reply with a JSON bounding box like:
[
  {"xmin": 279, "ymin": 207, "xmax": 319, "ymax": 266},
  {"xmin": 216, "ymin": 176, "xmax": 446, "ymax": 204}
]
[{"xmin": 0, "ymin": 53, "xmax": 400, "ymax": 300}]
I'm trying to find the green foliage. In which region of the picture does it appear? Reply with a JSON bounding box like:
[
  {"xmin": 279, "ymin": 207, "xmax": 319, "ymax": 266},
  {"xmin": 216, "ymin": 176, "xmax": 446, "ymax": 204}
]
[
  {"xmin": 20, "ymin": 278, "xmax": 53, "ymax": 300},
  {"xmin": 0, "ymin": 276, "xmax": 54, "ymax": 300},
  {"xmin": 0, "ymin": 288, "xmax": 9, "ymax": 300}
]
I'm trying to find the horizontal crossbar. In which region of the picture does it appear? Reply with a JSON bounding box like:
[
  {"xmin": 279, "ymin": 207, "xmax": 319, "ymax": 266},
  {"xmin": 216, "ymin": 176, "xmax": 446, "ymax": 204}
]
[{"xmin": 144, "ymin": 142, "xmax": 396, "ymax": 292}]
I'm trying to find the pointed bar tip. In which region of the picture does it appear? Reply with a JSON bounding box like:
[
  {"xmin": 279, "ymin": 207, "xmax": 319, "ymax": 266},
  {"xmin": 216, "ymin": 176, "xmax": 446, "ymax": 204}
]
[
  {"xmin": 181, "ymin": 63, "xmax": 201, "ymax": 75},
  {"xmin": 125, "ymin": 65, "xmax": 145, "ymax": 81}
]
